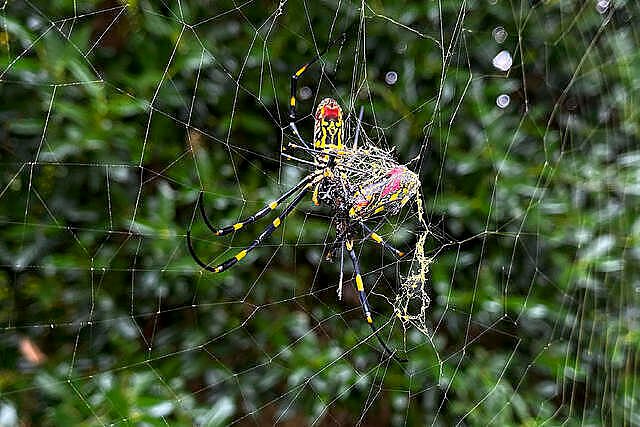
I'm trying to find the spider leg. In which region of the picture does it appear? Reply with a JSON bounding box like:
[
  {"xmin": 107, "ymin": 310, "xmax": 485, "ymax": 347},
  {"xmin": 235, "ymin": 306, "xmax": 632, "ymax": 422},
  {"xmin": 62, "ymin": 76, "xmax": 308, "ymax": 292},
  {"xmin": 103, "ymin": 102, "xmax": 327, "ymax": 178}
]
[
  {"xmin": 281, "ymin": 152, "xmax": 318, "ymax": 168},
  {"xmin": 187, "ymin": 186, "xmax": 311, "ymax": 273},
  {"xmin": 288, "ymin": 122, "xmax": 312, "ymax": 150},
  {"xmin": 197, "ymin": 173, "xmax": 316, "ymax": 237},
  {"xmin": 360, "ymin": 222, "xmax": 406, "ymax": 258},
  {"xmin": 345, "ymin": 240, "xmax": 407, "ymax": 363},
  {"xmin": 337, "ymin": 243, "xmax": 345, "ymax": 300},
  {"xmin": 287, "ymin": 23, "xmax": 356, "ymax": 150},
  {"xmin": 289, "ymin": 31, "xmax": 348, "ymax": 121}
]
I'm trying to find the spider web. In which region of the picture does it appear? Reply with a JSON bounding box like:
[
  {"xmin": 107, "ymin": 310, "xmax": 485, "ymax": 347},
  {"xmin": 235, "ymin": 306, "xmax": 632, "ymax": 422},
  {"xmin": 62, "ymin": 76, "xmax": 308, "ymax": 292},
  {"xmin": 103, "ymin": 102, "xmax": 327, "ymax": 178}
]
[{"xmin": 1, "ymin": 0, "xmax": 638, "ymax": 425}]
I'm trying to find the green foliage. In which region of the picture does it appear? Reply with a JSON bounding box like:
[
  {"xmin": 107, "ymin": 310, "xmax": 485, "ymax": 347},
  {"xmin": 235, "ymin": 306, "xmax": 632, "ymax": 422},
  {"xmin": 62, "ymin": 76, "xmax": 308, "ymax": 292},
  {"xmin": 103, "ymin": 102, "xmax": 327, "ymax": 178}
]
[{"xmin": 1, "ymin": 0, "xmax": 639, "ymax": 425}]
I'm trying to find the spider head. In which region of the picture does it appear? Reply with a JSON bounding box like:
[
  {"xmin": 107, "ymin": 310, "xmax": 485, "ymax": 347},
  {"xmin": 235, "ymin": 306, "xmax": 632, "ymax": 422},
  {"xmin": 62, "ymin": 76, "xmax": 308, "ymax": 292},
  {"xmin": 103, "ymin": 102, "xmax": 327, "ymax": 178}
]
[{"xmin": 314, "ymin": 98, "xmax": 344, "ymax": 151}]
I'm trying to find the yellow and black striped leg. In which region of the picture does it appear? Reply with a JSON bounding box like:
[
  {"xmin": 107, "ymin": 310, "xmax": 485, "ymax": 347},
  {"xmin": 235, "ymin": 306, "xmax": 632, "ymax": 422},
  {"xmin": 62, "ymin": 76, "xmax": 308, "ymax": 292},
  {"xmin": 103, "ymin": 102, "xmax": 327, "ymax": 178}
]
[
  {"xmin": 288, "ymin": 31, "xmax": 349, "ymax": 120},
  {"xmin": 197, "ymin": 174, "xmax": 314, "ymax": 237},
  {"xmin": 187, "ymin": 187, "xmax": 310, "ymax": 273},
  {"xmin": 360, "ymin": 223, "xmax": 406, "ymax": 258},
  {"xmin": 345, "ymin": 240, "xmax": 407, "ymax": 363}
]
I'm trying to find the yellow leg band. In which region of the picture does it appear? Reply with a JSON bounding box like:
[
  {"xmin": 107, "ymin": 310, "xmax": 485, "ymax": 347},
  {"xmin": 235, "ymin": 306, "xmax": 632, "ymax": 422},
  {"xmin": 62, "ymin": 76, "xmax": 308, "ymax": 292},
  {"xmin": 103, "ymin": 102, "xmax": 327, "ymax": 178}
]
[
  {"xmin": 233, "ymin": 223, "xmax": 243, "ymax": 230},
  {"xmin": 356, "ymin": 275, "xmax": 364, "ymax": 291},
  {"xmin": 273, "ymin": 218, "xmax": 281, "ymax": 227},
  {"xmin": 235, "ymin": 250, "xmax": 247, "ymax": 261},
  {"xmin": 295, "ymin": 65, "xmax": 307, "ymax": 76},
  {"xmin": 371, "ymin": 233, "xmax": 383, "ymax": 244},
  {"xmin": 269, "ymin": 201, "xmax": 278, "ymax": 209},
  {"xmin": 366, "ymin": 315, "xmax": 373, "ymax": 324}
]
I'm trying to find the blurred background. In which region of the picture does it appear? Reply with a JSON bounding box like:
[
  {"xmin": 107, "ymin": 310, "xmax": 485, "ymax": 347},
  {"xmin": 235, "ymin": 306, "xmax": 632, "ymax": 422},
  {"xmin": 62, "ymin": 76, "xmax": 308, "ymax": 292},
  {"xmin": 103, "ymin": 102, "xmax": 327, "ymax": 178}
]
[{"xmin": 1, "ymin": 0, "xmax": 639, "ymax": 425}]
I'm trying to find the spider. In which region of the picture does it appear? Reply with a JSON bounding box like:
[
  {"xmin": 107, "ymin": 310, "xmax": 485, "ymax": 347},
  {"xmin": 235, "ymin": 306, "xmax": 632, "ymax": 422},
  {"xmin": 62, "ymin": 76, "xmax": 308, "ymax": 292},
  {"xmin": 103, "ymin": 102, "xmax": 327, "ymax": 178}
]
[{"xmin": 187, "ymin": 34, "xmax": 421, "ymax": 362}]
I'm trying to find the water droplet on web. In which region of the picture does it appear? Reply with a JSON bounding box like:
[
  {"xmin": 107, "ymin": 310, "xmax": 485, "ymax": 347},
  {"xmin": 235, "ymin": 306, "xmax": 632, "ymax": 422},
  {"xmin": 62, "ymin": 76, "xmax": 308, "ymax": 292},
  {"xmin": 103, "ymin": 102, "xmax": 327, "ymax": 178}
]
[
  {"xmin": 492, "ymin": 50, "xmax": 513, "ymax": 72},
  {"xmin": 27, "ymin": 17, "xmax": 42, "ymax": 30},
  {"xmin": 492, "ymin": 26, "xmax": 508, "ymax": 43},
  {"xmin": 299, "ymin": 86, "xmax": 313, "ymax": 100},
  {"xmin": 496, "ymin": 94, "xmax": 511, "ymax": 108},
  {"xmin": 385, "ymin": 71, "xmax": 398, "ymax": 85},
  {"xmin": 596, "ymin": 0, "xmax": 610, "ymax": 14}
]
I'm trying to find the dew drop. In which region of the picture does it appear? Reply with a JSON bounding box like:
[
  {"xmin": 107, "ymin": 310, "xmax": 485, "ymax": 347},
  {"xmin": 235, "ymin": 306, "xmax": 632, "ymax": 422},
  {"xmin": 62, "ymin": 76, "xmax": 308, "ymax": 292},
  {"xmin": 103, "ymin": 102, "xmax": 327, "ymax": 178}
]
[
  {"xmin": 492, "ymin": 26, "xmax": 508, "ymax": 43},
  {"xmin": 492, "ymin": 50, "xmax": 513, "ymax": 72},
  {"xmin": 385, "ymin": 71, "xmax": 398, "ymax": 85},
  {"xmin": 299, "ymin": 86, "xmax": 313, "ymax": 100},
  {"xmin": 596, "ymin": 0, "xmax": 610, "ymax": 14},
  {"xmin": 27, "ymin": 17, "xmax": 42, "ymax": 30},
  {"xmin": 496, "ymin": 94, "xmax": 511, "ymax": 109}
]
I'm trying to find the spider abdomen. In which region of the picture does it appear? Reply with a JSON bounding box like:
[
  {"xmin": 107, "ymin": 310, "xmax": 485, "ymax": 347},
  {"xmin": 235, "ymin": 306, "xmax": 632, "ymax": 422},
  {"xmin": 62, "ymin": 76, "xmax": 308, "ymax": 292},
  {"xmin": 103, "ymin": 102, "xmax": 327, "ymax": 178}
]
[
  {"xmin": 315, "ymin": 145, "xmax": 420, "ymax": 220},
  {"xmin": 347, "ymin": 165, "xmax": 420, "ymax": 220}
]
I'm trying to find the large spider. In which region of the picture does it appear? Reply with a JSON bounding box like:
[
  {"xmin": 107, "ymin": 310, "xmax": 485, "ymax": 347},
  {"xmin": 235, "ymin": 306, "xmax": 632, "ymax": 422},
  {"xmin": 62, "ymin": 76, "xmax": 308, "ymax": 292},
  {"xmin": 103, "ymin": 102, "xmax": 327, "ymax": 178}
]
[{"xmin": 187, "ymin": 35, "xmax": 421, "ymax": 362}]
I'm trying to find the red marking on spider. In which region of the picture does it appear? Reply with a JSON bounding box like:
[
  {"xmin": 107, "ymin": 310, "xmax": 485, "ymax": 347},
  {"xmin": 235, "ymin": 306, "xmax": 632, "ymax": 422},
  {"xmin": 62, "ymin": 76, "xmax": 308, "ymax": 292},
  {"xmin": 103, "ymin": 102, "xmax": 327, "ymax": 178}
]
[
  {"xmin": 316, "ymin": 99, "xmax": 342, "ymax": 120},
  {"xmin": 322, "ymin": 106, "xmax": 341, "ymax": 119},
  {"xmin": 381, "ymin": 167, "xmax": 405, "ymax": 197}
]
